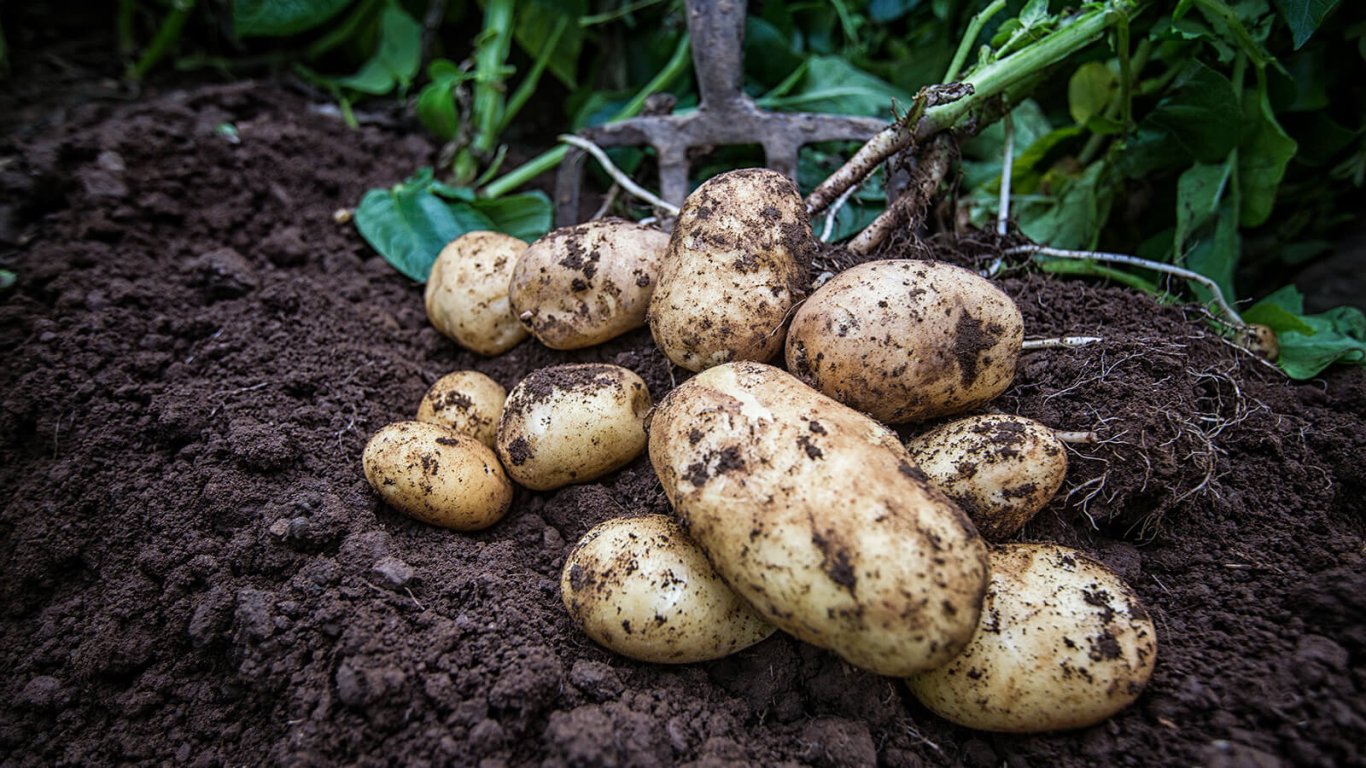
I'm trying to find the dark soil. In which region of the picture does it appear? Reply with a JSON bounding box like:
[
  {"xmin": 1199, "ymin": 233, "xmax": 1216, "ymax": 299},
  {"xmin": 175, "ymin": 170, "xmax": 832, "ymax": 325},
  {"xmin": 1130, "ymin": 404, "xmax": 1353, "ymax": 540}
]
[{"xmin": 2, "ymin": 77, "xmax": 1364, "ymax": 768}]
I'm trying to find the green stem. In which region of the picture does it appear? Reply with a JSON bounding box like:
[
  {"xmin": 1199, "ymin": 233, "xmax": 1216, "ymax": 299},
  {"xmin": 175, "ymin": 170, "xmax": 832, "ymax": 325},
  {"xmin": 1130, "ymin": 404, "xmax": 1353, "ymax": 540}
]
[
  {"xmin": 128, "ymin": 0, "xmax": 197, "ymax": 81},
  {"xmin": 943, "ymin": 0, "xmax": 1006, "ymax": 83},
  {"xmin": 306, "ymin": 0, "xmax": 384, "ymax": 60},
  {"xmin": 116, "ymin": 0, "xmax": 136, "ymax": 56},
  {"xmin": 499, "ymin": 16, "xmax": 567, "ymax": 134},
  {"xmin": 472, "ymin": 0, "xmax": 515, "ymax": 156},
  {"xmin": 580, "ymin": 0, "xmax": 666, "ymax": 27},
  {"xmin": 1076, "ymin": 37, "xmax": 1151, "ymax": 167}
]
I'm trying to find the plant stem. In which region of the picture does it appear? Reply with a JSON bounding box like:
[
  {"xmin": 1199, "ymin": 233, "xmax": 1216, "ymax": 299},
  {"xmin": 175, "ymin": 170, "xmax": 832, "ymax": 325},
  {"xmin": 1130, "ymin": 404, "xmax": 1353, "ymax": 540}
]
[
  {"xmin": 306, "ymin": 0, "xmax": 384, "ymax": 60},
  {"xmin": 128, "ymin": 0, "xmax": 197, "ymax": 81},
  {"xmin": 943, "ymin": 0, "xmax": 1006, "ymax": 83},
  {"xmin": 500, "ymin": 16, "xmax": 567, "ymax": 134},
  {"xmin": 116, "ymin": 0, "xmax": 137, "ymax": 56},
  {"xmin": 472, "ymin": 0, "xmax": 515, "ymax": 156}
]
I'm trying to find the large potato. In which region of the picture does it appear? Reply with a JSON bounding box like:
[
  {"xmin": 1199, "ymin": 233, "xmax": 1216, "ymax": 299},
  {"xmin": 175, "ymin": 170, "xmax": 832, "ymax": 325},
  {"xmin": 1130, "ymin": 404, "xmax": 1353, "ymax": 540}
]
[
  {"xmin": 496, "ymin": 364, "xmax": 651, "ymax": 491},
  {"xmin": 424, "ymin": 231, "xmax": 528, "ymax": 355},
  {"xmin": 415, "ymin": 370, "xmax": 507, "ymax": 449},
  {"xmin": 907, "ymin": 543, "xmax": 1158, "ymax": 733},
  {"xmin": 905, "ymin": 414, "xmax": 1067, "ymax": 541},
  {"xmin": 561, "ymin": 515, "xmax": 775, "ymax": 663},
  {"xmin": 362, "ymin": 421, "xmax": 513, "ymax": 531},
  {"xmin": 510, "ymin": 219, "xmax": 669, "ymax": 349},
  {"xmin": 648, "ymin": 168, "xmax": 814, "ymax": 372},
  {"xmin": 786, "ymin": 260, "xmax": 1024, "ymax": 423},
  {"xmin": 649, "ymin": 361, "xmax": 989, "ymax": 676}
]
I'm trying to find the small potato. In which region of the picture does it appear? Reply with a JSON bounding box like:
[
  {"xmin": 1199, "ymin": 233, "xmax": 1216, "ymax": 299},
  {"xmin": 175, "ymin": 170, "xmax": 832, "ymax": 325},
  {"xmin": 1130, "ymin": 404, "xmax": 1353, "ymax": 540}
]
[
  {"xmin": 905, "ymin": 414, "xmax": 1067, "ymax": 541},
  {"xmin": 425, "ymin": 231, "xmax": 528, "ymax": 355},
  {"xmin": 562, "ymin": 515, "xmax": 775, "ymax": 663},
  {"xmin": 362, "ymin": 421, "xmax": 513, "ymax": 531},
  {"xmin": 415, "ymin": 370, "xmax": 507, "ymax": 449},
  {"xmin": 648, "ymin": 168, "xmax": 814, "ymax": 372},
  {"xmin": 907, "ymin": 543, "xmax": 1158, "ymax": 733},
  {"xmin": 786, "ymin": 260, "xmax": 1024, "ymax": 423},
  {"xmin": 510, "ymin": 219, "xmax": 669, "ymax": 349},
  {"xmin": 496, "ymin": 364, "xmax": 651, "ymax": 491}
]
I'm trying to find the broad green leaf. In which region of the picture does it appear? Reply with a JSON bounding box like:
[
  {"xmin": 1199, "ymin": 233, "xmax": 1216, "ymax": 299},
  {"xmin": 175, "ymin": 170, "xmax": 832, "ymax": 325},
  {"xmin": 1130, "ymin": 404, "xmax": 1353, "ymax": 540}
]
[
  {"xmin": 1069, "ymin": 61, "xmax": 1117, "ymax": 126},
  {"xmin": 417, "ymin": 82, "xmax": 460, "ymax": 140},
  {"xmin": 354, "ymin": 169, "xmax": 496, "ymax": 282},
  {"xmin": 745, "ymin": 17, "xmax": 806, "ymax": 88},
  {"xmin": 513, "ymin": 0, "xmax": 584, "ymax": 88},
  {"xmin": 1183, "ymin": 191, "xmax": 1240, "ymax": 301},
  {"xmin": 1019, "ymin": 161, "xmax": 1112, "ymax": 250},
  {"xmin": 233, "ymin": 0, "xmax": 352, "ymax": 37},
  {"xmin": 868, "ymin": 0, "xmax": 922, "ymax": 23},
  {"xmin": 1242, "ymin": 300, "xmax": 1314, "ymax": 334},
  {"xmin": 0, "ymin": 269, "xmax": 14, "ymax": 290},
  {"xmin": 960, "ymin": 100, "xmax": 1058, "ymax": 189},
  {"xmin": 1248, "ymin": 286, "xmax": 1366, "ymax": 378},
  {"xmin": 336, "ymin": 3, "xmax": 421, "ymax": 95},
  {"xmin": 757, "ymin": 56, "xmax": 910, "ymax": 117},
  {"xmin": 466, "ymin": 192, "xmax": 553, "ymax": 243},
  {"xmin": 1175, "ymin": 161, "xmax": 1231, "ymax": 258},
  {"xmin": 1238, "ymin": 85, "xmax": 1297, "ymax": 227},
  {"xmin": 1273, "ymin": 0, "xmax": 1341, "ymax": 49},
  {"xmin": 1143, "ymin": 61, "xmax": 1241, "ymax": 163}
]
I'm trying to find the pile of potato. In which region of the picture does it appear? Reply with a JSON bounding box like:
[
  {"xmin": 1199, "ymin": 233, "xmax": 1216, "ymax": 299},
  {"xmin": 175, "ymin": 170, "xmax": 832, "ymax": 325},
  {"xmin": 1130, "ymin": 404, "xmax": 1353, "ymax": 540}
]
[{"xmin": 360, "ymin": 170, "xmax": 1157, "ymax": 734}]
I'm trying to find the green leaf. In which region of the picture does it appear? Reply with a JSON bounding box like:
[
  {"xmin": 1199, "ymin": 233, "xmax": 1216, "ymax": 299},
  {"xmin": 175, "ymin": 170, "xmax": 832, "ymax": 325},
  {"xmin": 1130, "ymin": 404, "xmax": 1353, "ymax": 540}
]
[
  {"xmin": 1174, "ymin": 161, "xmax": 1232, "ymax": 258},
  {"xmin": 1248, "ymin": 286, "xmax": 1366, "ymax": 378},
  {"xmin": 336, "ymin": 2, "xmax": 421, "ymax": 95},
  {"xmin": 1143, "ymin": 60, "xmax": 1241, "ymax": 163},
  {"xmin": 1068, "ymin": 61, "xmax": 1117, "ymax": 126},
  {"xmin": 512, "ymin": 0, "xmax": 584, "ymax": 88},
  {"xmin": 354, "ymin": 169, "xmax": 496, "ymax": 282},
  {"xmin": 416, "ymin": 62, "xmax": 468, "ymax": 141},
  {"xmin": 757, "ymin": 56, "xmax": 910, "ymax": 117},
  {"xmin": 466, "ymin": 192, "xmax": 553, "ymax": 243},
  {"xmin": 745, "ymin": 16, "xmax": 806, "ymax": 88},
  {"xmin": 1183, "ymin": 191, "xmax": 1240, "ymax": 301},
  {"xmin": 1018, "ymin": 161, "xmax": 1112, "ymax": 250},
  {"xmin": 1238, "ymin": 84, "xmax": 1297, "ymax": 227},
  {"xmin": 233, "ymin": 0, "xmax": 352, "ymax": 37},
  {"xmin": 1273, "ymin": 0, "xmax": 1341, "ymax": 49},
  {"xmin": 0, "ymin": 269, "xmax": 15, "ymax": 290}
]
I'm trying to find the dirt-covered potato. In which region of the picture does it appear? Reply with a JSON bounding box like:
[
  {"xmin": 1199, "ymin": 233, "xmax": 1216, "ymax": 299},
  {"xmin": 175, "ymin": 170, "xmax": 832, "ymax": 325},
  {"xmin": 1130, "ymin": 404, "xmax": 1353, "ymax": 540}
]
[
  {"xmin": 509, "ymin": 219, "xmax": 669, "ymax": 349},
  {"xmin": 424, "ymin": 231, "xmax": 528, "ymax": 356},
  {"xmin": 786, "ymin": 260, "xmax": 1024, "ymax": 423},
  {"xmin": 907, "ymin": 543, "xmax": 1158, "ymax": 733},
  {"xmin": 415, "ymin": 370, "xmax": 507, "ymax": 449},
  {"xmin": 649, "ymin": 361, "xmax": 989, "ymax": 676},
  {"xmin": 905, "ymin": 414, "xmax": 1067, "ymax": 541},
  {"xmin": 561, "ymin": 515, "xmax": 776, "ymax": 663},
  {"xmin": 647, "ymin": 168, "xmax": 814, "ymax": 372},
  {"xmin": 496, "ymin": 364, "xmax": 651, "ymax": 491},
  {"xmin": 362, "ymin": 421, "xmax": 513, "ymax": 531}
]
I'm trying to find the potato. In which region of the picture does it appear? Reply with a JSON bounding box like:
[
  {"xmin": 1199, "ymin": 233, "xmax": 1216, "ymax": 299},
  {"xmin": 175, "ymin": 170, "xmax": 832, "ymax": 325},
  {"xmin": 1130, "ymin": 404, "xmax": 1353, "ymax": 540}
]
[
  {"xmin": 648, "ymin": 361, "xmax": 989, "ymax": 676},
  {"xmin": 424, "ymin": 231, "xmax": 528, "ymax": 356},
  {"xmin": 561, "ymin": 515, "xmax": 776, "ymax": 663},
  {"xmin": 509, "ymin": 219, "xmax": 669, "ymax": 349},
  {"xmin": 415, "ymin": 370, "xmax": 507, "ymax": 449},
  {"xmin": 362, "ymin": 421, "xmax": 513, "ymax": 531},
  {"xmin": 786, "ymin": 260, "xmax": 1024, "ymax": 423},
  {"xmin": 647, "ymin": 168, "xmax": 814, "ymax": 372},
  {"xmin": 905, "ymin": 414, "xmax": 1067, "ymax": 541},
  {"xmin": 907, "ymin": 543, "xmax": 1158, "ymax": 733},
  {"xmin": 496, "ymin": 364, "xmax": 651, "ymax": 491}
]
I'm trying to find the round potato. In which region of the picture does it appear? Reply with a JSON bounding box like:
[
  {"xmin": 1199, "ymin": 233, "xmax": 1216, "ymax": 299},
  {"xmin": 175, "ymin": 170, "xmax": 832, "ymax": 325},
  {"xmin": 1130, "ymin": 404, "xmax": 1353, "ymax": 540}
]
[
  {"xmin": 562, "ymin": 515, "xmax": 775, "ymax": 663},
  {"xmin": 649, "ymin": 361, "xmax": 989, "ymax": 676},
  {"xmin": 362, "ymin": 421, "xmax": 513, "ymax": 531},
  {"xmin": 906, "ymin": 414, "xmax": 1067, "ymax": 541},
  {"xmin": 907, "ymin": 543, "xmax": 1158, "ymax": 733},
  {"xmin": 786, "ymin": 260, "xmax": 1024, "ymax": 423},
  {"xmin": 510, "ymin": 219, "xmax": 669, "ymax": 349},
  {"xmin": 424, "ymin": 231, "xmax": 528, "ymax": 356},
  {"xmin": 648, "ymin": 168, "xmax": 814, "ymax": 372},
  {"xmin": 496, "ymin": 364, "xmax": 652, "ymax": 491},
  {"xmin": 415, "ymin": 370, "xmax": 507, "ymax": 449}
]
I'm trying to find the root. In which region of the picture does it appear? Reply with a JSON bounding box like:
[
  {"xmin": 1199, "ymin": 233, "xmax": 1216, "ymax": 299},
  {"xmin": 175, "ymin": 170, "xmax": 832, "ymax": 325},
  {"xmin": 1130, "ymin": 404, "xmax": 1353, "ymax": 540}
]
[
  {"xmin": 1021, "ymin": 336, "xmax": 1103, "ymax": 351},
  {"xmin": 558, "ymin": 134, "xmax": 679, "ymax": 217},
  {"xmin": 847, "ymin": 135, "xmax": 956, "ymax": 256}
]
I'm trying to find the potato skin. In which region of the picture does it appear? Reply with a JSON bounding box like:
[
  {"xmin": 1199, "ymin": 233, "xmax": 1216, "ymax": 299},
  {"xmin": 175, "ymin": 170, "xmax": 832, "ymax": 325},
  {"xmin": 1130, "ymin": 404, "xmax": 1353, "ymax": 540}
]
[
  {"xmin": 561, "ymin": 515, "xmax": 775, "ymax": 663},
  {"xmin": 786, "ymin": 260, "xmax": 1024, "ymax": 423},
  {"xmin": 496, "ymin": 364, "xmax": 652, "ymax": 491},
  {"xmin": 415, "ymin": 370, "xmax": 507, "ymax": 449},
  {"xmin": 907, "ymin": 543, "xmax": 1158, "ymax": 733},
  {"xmin": 424, "ymin": 231, "xmax": 528, "ymax": 356},
  {"xmin": 362, "ymin": 421, "xmax": 513, "ymax": 531},
  {"xmin": 510, "ymin": 219, "xmax": 669, "ymax": 349},
  {"xmin": 648, "ymin": 169, "xmax": 814, "ymax": 372},
  {"xmin": 906, "ymin": 414, "xmax": 1067, "ymax": 541},
  {"xmin": 648, "ymin": 361, "xmax": 989, "ymax": 676}
]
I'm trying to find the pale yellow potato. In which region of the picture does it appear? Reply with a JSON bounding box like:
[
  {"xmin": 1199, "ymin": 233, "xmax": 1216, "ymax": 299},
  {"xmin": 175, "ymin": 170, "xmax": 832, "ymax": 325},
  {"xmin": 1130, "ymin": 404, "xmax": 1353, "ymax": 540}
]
[
  {"xmin": 415, "ymin": 370, "xmax": 507, "ymax": 449},
  {"xmin": 496, "ymin": 364, "xmax": 652, "ymax": 491},
  {"xmin": 648, "ymin": 168, "xmax": 814, "ymax": 372},
  {"xmin": 424, "ymin": 231, "xmax": 528, "ymax": 355},
  {"xmin": 648, "ymin": 361, "xmax": 989, "ymax": 676},
  {"xmin": 362, "ymin": 421, "xmax": 513, "ymax": 531},
  {"xmin": 906, "ymin": 414, "xmax": 1067, "ymax": 541},
  {"xmin": 561, "ymin": 515, "xmax": 776, "ymax": 663},
  {"xmin": 907, "ymin": 543, "xmax": 1158, "ymax": 733},
  {"xmin": 510, "ymin": 219, "xmax": 669, "ymax": 349},
  {"xmin": 786, "ymin": 260, "xmax": 1024, "ymax": 423}
]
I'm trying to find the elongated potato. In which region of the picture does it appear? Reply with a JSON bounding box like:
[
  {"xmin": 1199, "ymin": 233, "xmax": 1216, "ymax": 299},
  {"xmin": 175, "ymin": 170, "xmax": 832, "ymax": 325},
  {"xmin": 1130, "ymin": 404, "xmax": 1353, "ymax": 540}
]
[
  {"xmin": 648, "ymin": 169, "xmax": 814, "ymax": 372},
  {"xmin": 906, "ymin": 414, "xmax": 1067, "ymax": 540},
  {"xmin": 510, "ymin": 219, "xmax": 669, "ymax": 349},
  {"xmin": 425, "ymin": 231, "xmax": 528, "ymax": 355},
  {"xmin": 362, "ymin": 421, "xmax": 513, "ymax": 531},
  {"xmin": 786, "ymin": 260, "xmax": 1023, "ymax": 423},
  {"xmin": 562, "ymin": 515, "xmax": 775, "ymax": 663},
  {"xmin": 649, "ymin": 361, "xmax": 989, "ymax": 676},
  {"xmin": 907, "ymin": 543, "xmax": 1158, "ymax": 733},
  {"xmin": 415, "ymin": 370, "xmax": 507, "ymax": 449}
]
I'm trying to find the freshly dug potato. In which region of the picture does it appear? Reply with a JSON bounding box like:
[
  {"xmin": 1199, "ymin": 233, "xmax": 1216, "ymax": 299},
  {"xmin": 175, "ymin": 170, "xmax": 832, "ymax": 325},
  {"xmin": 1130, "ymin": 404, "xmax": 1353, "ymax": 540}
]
[
  {"xmin": 510, "ymin": 219, "xmax": 669, "ymax": 349},
  {"xmin": 649, "ymin": 361, "xmax": 989, "ymax": 676},
  {"xmin": 415, "ymin": 370, "xmax": 507, "ymax": 449},
  {"xmin": 561, "ymin": 515, "xmax": 776, "ymax": 663},
  {"xmin": 424, "ymin": 231, "xmax": 528, "ymax": 355},
  {"xmin": 362, "ymin": 421, "xmax": 513, "ymax": 531},
  {"xmin": 786, "ymin": 260, "xmax": 1024, "ymax": 423},
  {"xmin": 496, "ymin": 364, "xmax": 651, "ymax": 491},
  {"xmin": 648, "ymin": 168, "xmax": 814, "ymax": 372},
  {"xmin": 907, "ymin": 543, "xmax": 1158, "ymax": 733},
  {"xmin": 905, "ymin": 414, "xmax": 1067, "ymax": 541}
]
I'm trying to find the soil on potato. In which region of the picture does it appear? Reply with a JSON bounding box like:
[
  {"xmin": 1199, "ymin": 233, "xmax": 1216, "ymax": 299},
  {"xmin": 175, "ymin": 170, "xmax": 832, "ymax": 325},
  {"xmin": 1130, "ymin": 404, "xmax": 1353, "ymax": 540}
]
[{"xmin": 3, "ymin": 76, "xmax": 1365, "ymax": 767}]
